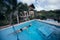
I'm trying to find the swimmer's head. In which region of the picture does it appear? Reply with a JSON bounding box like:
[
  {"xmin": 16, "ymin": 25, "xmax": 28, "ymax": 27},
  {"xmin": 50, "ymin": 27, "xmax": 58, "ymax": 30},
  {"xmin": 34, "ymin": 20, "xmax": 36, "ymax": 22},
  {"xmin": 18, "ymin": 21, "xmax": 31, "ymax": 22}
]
[
  {"xmin": 29, "ymin": 24, "xmax": 32, "ymax": 27},
  {"xmin": 20, "ymin": 29, "xmax": 23, "ymax": 31}
]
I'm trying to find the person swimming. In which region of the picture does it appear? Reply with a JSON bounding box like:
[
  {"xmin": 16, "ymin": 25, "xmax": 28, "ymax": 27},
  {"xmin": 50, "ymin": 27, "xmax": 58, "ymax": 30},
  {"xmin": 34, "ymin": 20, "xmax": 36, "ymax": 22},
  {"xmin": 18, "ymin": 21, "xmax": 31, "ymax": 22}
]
[{"xmin": 16, "ymin": 24, "xmax": 32, "ymax": 33}]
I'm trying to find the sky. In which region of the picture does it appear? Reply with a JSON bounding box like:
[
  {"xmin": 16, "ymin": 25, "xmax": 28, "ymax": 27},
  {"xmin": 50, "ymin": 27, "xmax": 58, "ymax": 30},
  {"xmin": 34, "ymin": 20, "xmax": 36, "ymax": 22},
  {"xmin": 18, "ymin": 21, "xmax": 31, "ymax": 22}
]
[{"xmin": 17, "ymin": 0, "xmax": 60, "ymax": 11}]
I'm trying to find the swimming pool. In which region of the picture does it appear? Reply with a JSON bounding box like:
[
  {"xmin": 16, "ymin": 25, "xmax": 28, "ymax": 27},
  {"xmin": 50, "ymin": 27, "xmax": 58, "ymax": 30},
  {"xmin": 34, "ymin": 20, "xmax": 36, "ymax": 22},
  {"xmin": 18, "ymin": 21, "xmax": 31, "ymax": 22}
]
[{"xmin": 0, "ymin": 20, "xmax": 60, "ymax": 40}]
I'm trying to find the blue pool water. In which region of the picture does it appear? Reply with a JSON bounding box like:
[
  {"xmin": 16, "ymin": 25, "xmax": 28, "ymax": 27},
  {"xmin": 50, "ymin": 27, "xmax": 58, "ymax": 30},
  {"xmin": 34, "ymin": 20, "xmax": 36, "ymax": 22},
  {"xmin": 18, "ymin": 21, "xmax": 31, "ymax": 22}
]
[{"xmin": 0, "ymin": 20, "xmax": 60, "ymax": 40}]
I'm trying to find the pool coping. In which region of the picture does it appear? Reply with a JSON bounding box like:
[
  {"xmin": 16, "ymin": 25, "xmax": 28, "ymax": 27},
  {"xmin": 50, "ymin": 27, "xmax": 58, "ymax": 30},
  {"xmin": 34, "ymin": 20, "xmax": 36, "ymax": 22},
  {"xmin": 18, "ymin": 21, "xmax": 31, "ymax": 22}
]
[{"xmin": 36, "ymin": 19, "xmax": 60, "ymax": 27}]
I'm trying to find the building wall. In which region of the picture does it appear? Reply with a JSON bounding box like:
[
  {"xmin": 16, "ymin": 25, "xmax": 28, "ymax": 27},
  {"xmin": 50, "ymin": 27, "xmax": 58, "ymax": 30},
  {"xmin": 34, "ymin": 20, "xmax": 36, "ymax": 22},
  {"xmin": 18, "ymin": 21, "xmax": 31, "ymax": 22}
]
[{"xmin": 29, "ymin": 11, "xmax": 34, "ymax": 17}]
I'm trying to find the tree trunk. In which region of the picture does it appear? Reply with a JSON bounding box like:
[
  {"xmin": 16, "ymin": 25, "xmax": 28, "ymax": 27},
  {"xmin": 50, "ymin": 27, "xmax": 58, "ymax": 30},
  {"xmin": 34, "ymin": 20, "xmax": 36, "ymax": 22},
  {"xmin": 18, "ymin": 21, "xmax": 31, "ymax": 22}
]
[
  {"xmin": 9, "ymin": 12, "xmax": 12, "ymax": 25},
  {"xmin": 16, "ymin": 11, "xmax": 19, "ymax": 23}
]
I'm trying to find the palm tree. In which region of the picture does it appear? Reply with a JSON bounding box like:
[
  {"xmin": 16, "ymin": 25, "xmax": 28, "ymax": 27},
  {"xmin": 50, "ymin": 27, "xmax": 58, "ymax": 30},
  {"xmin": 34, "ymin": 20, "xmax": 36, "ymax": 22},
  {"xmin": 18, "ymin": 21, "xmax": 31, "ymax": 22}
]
[
  {"xmin": 0, "ymin": 0, "xmax": 17, "ymax": 25},
  {"xmin": 0, "ymin": 0, "xmax": 10, "ymax": 26},
  {"xmin": 16, "ymin": 3, "xmax": 29, "ymax": 22},
  {"xmin": 14, "ymin": 2, "xmax": 23, "ymax": 23},
  {"xmin": 0, "ymin": 1, "xmax": 29, "ymax": 26}
]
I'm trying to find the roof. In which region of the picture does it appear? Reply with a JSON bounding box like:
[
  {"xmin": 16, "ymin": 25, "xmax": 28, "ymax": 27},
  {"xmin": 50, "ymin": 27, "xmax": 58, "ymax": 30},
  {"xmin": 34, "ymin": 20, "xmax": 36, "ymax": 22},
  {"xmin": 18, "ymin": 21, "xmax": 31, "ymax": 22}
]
[{"xmin": 29, "ymin": 4, "xmax": 35, "ymax": 9}]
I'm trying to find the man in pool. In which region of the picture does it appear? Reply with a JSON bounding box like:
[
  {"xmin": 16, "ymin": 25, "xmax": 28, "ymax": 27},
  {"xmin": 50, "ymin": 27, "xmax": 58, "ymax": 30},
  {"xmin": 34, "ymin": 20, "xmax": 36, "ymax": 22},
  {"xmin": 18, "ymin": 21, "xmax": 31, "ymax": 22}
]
[
  {"xmin": 15, "ymin": 24, "xmax": 32, "ymax": 33},
  {"xmin": 11, "ymin": 24, "xmax": 32, "ymax": 34}
]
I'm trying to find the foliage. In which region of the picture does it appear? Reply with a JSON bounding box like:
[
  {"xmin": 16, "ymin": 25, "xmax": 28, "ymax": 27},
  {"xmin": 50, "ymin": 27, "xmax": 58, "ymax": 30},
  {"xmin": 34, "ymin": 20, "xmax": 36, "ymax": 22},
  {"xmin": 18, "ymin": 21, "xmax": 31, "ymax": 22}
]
[
  {"xmin": 0, "ymin": 1, "xmax": 29, "ymax": 26},
  {"xmin": 36, "ymin": 10, "xmax": 60, "ymax": 22}
]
